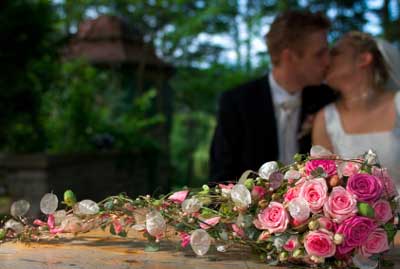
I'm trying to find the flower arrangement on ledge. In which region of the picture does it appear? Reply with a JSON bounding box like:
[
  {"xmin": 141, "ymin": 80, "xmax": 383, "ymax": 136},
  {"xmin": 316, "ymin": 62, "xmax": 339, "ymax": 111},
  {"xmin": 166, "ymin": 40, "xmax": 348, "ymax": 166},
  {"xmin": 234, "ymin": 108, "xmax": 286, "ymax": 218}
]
[{"xmin": 0, "ymin": 146, "xmax": 399, "ymax": 269}]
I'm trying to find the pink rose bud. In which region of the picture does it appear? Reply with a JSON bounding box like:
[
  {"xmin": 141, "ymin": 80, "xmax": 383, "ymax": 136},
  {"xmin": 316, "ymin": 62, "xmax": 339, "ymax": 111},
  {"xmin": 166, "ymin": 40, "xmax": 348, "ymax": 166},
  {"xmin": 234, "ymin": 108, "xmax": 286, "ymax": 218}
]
[
  {"xmin": 232, "ymin": 223, "xmax": 246, "ymax": 239},
  {"xmin": 373, "ymin": 200, "xmax": 393, "ymax": 223},
  {"xmin": 199, "ymin": 216, "xmax": 220, "ymax": 230},
  {"xmin": 284, "ymin": 187, "xmax": 299, "ymax": 203},
  {"xmin": 168, "ymin": 190, "xmax": 189, "ymax": 204},
  {"xmin": 283, "ymin": 236, "xmax": 299, "ymax": 252},
  {"xmin": 257, "ymin": 230, "xmax": 270, "ymax": 241},
  {"xmin": 338, "ymin": 161, "xmax": 361, "ymax": 177},
  {"xmin": 308, "ymin": 220, "xmax": 319, "ymax": 230},
  {"xmin": 333, "ymin": 233, "xmax": 344, "ymax": 245},
  {"xmin": 251, "ymin": 186, "xmax": 267, "ymax": 201},
  {"xmin": 179, "ymin": 232, "xmax": 191, "ymax": 248},
  {"xmin": 47, "ymin": 214, "xmax": 55, "ymax": 229},
  {"xmin": 327, "ymin": 175, "xmax": 341, "ymax": 188},
  {"xmin": 112, "ymin": 219, "xmax": 123, "ymax": 234},
  {"xmin": 372, "ymin": 167, "xmax": 399, "ymax": 198},
  {"xmin": 318, "ymin": 217, "xmax": 334, "ymax": 231}
]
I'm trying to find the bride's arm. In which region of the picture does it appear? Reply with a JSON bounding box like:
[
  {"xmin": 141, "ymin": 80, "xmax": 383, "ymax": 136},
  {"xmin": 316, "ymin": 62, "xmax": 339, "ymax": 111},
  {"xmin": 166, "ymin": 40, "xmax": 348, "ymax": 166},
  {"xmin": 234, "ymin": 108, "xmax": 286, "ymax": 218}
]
[{"xmin": 312, "ymin": 109, "xmax": 334, "ymax": 152}]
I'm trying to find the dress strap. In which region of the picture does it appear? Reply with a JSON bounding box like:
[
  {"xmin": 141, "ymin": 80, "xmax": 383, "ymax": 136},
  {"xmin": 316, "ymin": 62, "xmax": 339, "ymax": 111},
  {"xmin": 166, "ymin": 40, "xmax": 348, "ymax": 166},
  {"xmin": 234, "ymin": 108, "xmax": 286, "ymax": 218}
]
[
  {"xmin": 394, "ymin": 91, "xmax": 400, "ymax": 114},
  {"xmin": 393, "ymin": 91, "xmax": 400, "ymax": 132}
]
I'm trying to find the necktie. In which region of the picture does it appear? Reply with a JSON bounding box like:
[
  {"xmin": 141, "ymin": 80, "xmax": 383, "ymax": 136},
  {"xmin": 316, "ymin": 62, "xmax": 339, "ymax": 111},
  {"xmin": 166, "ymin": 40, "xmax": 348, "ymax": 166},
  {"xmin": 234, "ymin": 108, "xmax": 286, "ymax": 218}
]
[{"xmin": 279, "ymin": 99, "xmax": 300, "ymax": 164}]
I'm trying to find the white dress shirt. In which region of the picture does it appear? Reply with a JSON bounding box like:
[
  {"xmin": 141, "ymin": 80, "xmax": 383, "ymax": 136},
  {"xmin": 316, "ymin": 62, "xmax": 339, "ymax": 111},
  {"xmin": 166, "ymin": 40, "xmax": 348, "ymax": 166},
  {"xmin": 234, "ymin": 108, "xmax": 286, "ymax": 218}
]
[{"xmin": 269, "ymin": 73, "xmax": 301, "ymax": 164}]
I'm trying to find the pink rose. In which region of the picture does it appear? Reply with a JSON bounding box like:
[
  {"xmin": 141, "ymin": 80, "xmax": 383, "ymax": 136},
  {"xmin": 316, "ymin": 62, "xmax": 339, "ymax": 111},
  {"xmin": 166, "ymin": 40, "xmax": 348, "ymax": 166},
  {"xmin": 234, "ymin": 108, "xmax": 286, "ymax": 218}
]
[
  {"xmin": 305, "ymin": 159, "xmax": 337, "ymax": 177},
  {"xmin": 219, "ymin": 183, "xmax": 235, "ymax": 196},
  {"xmin": 336, "ymin": 216, "xmax": 377, "ymax": 255},
  {"xmin": 372, "ymin": 167, "xmax": 399, "ymax": 198},
  {"xmin": 283, "ymin": 235, "xmax": 299, "ymax": 252},
  {"xmin": 359, "ymin": 228, "xmax": 389, "ymax": 257},
  {"xmin": 318, "ymin": 217, "xmax": 334, "ymax": 231},
  {"xmin": 253, "ymin": 202, "xmax": 289, "ymax": 233},
  {"xmin": 218, "ymin": 183, "xmax": 235, "ymax": 190},
  {"xmin": 346, "ymin": 173, "xmax": 383, "ymax": 203},
  {"xmin": 199, "ymin": 216, "xmax": 220, "ymax": 230},
  {"xmin": 299, "ymin": 178, "xmax": 328, "ymax": 213},
  {"xmin": 324, "ymin": 186, "xmax": 357, "ymax": 223},
  {"xmin": 304, "ymin": 230, "xmax": 336, "ymax": 258},
  {"xmin": 338, "ymin": 161, "xmax": 361, "ymax": 177},
  {"xmin": 251, "ymin": 186, "xmax": 267, "ymax": 201},
  {"xmin": 232, "ymin": 223, "xmax": 246, "ymax": 238},
  {"xmin": 283, "ymin": 187, "xmax": 299, "ymax": 203},
  {"xmin": 373, "ymin": 200, "xmax": 393, "ymax": 223},
  {"xmin": 179, "ymin": 232, "xmax": 191, "ymax": 248},
  {"xmin": 168, "ymin": 190, "xmax": 189, "ymax": 204}
]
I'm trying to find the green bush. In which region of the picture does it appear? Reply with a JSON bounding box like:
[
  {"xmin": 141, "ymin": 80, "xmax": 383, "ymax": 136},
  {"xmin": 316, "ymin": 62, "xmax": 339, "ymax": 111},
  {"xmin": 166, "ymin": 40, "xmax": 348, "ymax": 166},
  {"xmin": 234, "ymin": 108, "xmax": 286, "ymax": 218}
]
[{"xmin": 41, "ymin": 60, "xmax": 164, "ymax": 153}]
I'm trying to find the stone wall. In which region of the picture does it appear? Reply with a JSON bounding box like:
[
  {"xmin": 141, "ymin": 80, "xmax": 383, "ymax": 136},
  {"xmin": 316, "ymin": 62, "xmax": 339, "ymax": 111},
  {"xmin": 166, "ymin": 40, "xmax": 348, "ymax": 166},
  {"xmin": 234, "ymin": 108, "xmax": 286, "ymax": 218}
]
[{"xmin": 0, "ymin": 151, "xmax": 169, "ymax": 217}]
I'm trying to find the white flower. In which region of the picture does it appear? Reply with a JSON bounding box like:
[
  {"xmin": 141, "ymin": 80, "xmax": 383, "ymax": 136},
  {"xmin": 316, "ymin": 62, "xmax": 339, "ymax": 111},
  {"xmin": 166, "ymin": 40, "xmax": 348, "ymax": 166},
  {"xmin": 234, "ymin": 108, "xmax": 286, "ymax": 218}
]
[
  {"xmin": 258, "ymin": 161, "xmax": 278, "ymax": 179},
  {"xmin": 365, "ymin": 149, "xmax": 378, "ymax": 165},
  {"xmin": 230, "ymin": 184, "xmax": 251, "ymax": 209},
  {"xmin": 310, "ymin": 145, "xmax": 333, "ymax": 158},
  {"xmin": 182, "ymin": 197, "xmax": 203, "ymax": 214}
]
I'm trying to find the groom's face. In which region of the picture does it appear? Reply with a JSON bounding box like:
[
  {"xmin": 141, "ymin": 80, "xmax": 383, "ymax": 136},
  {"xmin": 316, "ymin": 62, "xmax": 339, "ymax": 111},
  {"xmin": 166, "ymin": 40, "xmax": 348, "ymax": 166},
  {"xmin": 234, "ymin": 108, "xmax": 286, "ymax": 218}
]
[{"xmin": 293, "ymin": 30, "xmax": 330, "ymax": 87}]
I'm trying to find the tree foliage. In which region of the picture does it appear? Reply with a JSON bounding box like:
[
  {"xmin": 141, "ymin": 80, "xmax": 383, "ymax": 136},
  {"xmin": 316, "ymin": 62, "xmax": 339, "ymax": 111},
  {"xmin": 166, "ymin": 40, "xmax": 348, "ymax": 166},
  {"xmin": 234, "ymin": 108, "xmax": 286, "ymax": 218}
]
[{"xmin": 1, "ymin": 0, "xmax": 400, "ymax": 185}]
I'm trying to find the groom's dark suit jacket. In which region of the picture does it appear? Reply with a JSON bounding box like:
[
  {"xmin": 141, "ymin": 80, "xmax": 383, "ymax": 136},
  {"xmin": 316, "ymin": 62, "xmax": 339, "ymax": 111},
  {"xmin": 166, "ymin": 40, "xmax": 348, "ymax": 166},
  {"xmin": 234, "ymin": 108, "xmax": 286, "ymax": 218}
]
[{"xmin": 209, "ymin": 74, "xmax": 336, "ymax": 183}]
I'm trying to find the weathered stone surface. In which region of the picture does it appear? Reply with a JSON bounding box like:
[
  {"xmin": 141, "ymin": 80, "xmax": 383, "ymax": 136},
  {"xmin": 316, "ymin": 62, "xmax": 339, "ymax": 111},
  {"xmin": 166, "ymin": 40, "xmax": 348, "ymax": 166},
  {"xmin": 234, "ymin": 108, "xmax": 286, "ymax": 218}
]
[
  {"xmin": 0, "ymin": 230, "xmax": 399, "ymax": 269},
  {"xmin": 0, "ymin": 152, "xmax": 169, "ymax": 217}
]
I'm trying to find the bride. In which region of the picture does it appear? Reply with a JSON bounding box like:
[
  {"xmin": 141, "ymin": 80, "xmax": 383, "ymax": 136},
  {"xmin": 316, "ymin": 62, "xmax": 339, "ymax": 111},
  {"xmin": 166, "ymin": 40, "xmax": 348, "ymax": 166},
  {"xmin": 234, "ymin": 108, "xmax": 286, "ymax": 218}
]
[{"xmin": 312, "ymin": 31, "xmax": 400, "ymax": 189}]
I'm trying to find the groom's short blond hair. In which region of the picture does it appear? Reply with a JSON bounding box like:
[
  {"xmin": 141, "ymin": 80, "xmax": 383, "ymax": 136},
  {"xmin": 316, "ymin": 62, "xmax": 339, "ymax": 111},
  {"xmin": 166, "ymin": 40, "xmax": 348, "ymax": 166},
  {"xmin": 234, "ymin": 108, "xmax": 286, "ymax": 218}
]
[{"xmin": 266, "ymin": 10, "xmax": 330, "ymax": 65}]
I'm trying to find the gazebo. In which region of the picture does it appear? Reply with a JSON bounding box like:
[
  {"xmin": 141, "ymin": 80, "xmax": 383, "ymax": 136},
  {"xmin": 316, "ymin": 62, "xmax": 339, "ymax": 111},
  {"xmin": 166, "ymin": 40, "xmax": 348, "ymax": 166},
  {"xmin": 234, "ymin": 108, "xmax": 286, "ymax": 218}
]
[
  {"xmin": 0, "ymin": 16, "xmax": 174, "ymax": 217},
  {"xmin": 64, "ymin": 15, "xmax": 174, "ymax": 88},
  {"xmin": 63, "ymin": 14, "xmax": 174, "ymax": 153}
]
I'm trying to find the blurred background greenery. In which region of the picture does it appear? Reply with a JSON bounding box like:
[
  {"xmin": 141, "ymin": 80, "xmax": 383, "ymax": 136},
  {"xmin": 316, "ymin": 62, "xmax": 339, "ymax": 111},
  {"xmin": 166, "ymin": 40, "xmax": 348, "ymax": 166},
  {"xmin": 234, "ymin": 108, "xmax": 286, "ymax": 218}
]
[{"xmin": 0, "ymin": 0, "xmax": 399, "ymax": 194}]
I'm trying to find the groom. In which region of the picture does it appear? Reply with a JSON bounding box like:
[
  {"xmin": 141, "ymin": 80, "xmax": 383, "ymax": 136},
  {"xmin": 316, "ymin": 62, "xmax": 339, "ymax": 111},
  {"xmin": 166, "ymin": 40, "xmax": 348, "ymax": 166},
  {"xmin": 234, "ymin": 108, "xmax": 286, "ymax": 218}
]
[{"xmin": 209, "ymin": 10, "xmax": 336, "ymax": 182}]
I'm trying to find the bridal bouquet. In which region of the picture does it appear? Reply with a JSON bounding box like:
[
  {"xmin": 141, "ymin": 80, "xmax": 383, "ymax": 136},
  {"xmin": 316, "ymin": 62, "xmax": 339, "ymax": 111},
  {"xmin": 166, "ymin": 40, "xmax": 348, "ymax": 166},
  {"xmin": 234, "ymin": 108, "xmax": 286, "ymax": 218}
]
[{"xmin": 1, "ymin": 146, "xmax": 399, "ymax": 269}]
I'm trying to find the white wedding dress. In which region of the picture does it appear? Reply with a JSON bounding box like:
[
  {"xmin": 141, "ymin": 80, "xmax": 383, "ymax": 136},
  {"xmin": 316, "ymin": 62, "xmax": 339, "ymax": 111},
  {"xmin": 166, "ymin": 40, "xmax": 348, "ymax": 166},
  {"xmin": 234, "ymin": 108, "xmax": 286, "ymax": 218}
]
[{"xmin": 324, "ymin": 91, "xmax": 400, "ymax": 190}]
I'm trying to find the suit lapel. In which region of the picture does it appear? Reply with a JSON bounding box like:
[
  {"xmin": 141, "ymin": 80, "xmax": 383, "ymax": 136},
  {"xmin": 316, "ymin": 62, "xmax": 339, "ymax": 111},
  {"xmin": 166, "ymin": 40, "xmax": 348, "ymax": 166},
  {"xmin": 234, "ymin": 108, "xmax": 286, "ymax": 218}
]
[{"xmin": 252, "ymin": 75, "xmax": 278, "ymax": 156}]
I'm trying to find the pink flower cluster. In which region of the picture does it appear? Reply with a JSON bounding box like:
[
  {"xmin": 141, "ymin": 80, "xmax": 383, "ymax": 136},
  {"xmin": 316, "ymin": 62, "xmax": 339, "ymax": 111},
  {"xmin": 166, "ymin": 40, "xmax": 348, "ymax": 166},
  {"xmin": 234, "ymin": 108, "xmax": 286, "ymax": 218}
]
[
  {"xmin": 249, "ymin": 155, "xmax": 398, "ymax": 266},
  {"xmin": 166, "ymin": 150, "xmax": 398, "ymax": 268}
]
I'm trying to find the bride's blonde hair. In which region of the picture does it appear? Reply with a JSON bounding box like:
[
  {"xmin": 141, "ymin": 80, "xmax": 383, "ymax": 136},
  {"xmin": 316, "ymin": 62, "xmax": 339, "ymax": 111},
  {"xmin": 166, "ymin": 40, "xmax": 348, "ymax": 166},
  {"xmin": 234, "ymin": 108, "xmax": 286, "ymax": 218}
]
[{"xmin": 343, "ymin": 31, "xmax": 389, "ymax": 89}]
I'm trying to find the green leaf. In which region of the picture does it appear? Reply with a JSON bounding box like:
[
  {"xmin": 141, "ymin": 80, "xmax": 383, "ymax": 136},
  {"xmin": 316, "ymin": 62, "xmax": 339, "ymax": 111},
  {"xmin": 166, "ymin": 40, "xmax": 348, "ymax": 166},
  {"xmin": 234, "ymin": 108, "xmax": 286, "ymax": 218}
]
[
  {"xmin": 293, "ymin": 153, "xmax": 306, "ymax": 163},
  {"xmin": 109, "ymin": 224, "xmax": 116, "ymax": 235},
  {"xmin": 63, "ymin": 190, "xmax": 77, "ymax": 207},
  {"xmin": 118, "ymin": 230, "xmax": 127, "ymax": 237},
  {"xmin": 357, "ymin": 202, "xmax": 375, "ymax": 218},
  {"xmin": 311, "ymin": 167, "xmax": 327, "ymax": 178},
  {"xmin": 384, "ymin": 223, "xmax": 397, "ymax": 243},
  {"xmin": 104, "ymin": 200, "xmax": 114, "ymax": 210},
  {"xmin": 0, "ymin": 229, "xmax": 5, "ymax": 240},
  {"xmin": 144, "ymin": 242, "xmax": 160, "ymax": 252}
]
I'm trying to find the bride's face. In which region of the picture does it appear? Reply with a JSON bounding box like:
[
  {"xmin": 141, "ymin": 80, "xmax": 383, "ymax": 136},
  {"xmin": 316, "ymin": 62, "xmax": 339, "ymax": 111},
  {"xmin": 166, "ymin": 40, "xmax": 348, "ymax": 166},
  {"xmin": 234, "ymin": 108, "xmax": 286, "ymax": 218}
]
[{"xmin": 325, "ymin": 38, "xmax": 358, "ymax": 92}]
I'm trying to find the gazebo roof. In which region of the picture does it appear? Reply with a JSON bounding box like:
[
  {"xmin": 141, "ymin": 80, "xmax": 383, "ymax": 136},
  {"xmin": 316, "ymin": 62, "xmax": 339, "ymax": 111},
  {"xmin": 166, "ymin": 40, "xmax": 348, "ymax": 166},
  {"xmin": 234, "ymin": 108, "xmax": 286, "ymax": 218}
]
[{"xmin": 64, "ymin": 15, "xmax": 173, "ymax": 72}]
